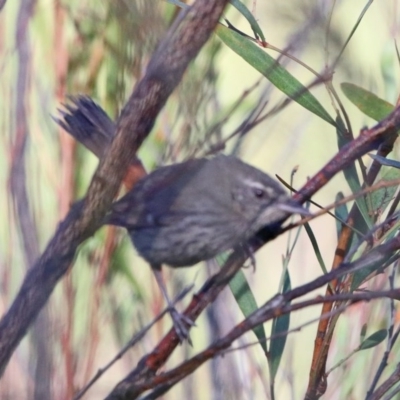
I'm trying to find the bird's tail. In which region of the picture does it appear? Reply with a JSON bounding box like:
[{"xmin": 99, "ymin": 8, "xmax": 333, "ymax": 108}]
[
  {"xmin": 54, "ymin": 96, "xmax": 146, "ymax": 190},
  {"xmin": 53, "ymin": 96, "xmax": 115, "ymax": 158}
]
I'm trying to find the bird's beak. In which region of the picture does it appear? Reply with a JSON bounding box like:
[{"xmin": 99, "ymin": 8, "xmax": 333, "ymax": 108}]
[{"xmin": 276, "ymin": 202, "xmax": 312, "ymax": 217}]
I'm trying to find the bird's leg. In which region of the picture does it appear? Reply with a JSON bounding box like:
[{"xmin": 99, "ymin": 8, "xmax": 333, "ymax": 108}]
[{"xmin": 151, "ymin": 265, "xmax": 194, "ymax": 343}]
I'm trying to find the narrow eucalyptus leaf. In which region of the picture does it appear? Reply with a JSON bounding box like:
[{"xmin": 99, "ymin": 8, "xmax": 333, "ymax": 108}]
[
  {"xmin": 341, "ymin": 83, "xmax": 394, "ymax": 121},
  {"xmin": 216, "ymin": 25, "xmax": 336, "ymax": 126}
]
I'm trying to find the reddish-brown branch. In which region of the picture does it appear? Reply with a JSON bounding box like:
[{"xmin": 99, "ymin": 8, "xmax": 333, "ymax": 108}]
[
  {"xmin": 105, "ymin": 234, "xmax": 400, "ymax": 398},
  {"xmin": 305, "ymin": 128, "xmax": 398, "ymax": 399}
]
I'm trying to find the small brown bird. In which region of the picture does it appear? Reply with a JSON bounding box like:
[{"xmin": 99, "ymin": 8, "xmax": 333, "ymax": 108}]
[{"xmin": 56, "ymin": 96, "xmax": 306, "ymax": 341}]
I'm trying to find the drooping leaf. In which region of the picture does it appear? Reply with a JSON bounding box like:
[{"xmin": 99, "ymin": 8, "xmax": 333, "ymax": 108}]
[
  {"xmin": 336, "ymin": 115, "xmax": 372, "ymax": 229},
  {"xmin": 359, "ymin": 329, "xmax": 387, "ymax": 351},
  {"xmin": 304, "ymin": 222, "xmax": 328, "ymax": 274},
  {"xmin": 216, "ymin": 25, "xmax": 336, "ymax": 126},
  {"xmin": 269, "ymin": 269, "xmax": 291, "ymax": 379},
  {"xmin": 228, "ymin": 268, "xmax": 268, "ymax": 354},
  {"xmin": 215, "ymin": 251, "xmax": 268, "ymax": 354},
  {"xmin": 335, "ymin": 192, "xmax": 349, "ymax": 238}
]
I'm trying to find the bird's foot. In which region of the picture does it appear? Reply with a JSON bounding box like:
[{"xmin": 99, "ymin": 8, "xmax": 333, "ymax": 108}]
[{"xmin": 169, "ymin": 307, "xmax": 195, "ymax": 344}]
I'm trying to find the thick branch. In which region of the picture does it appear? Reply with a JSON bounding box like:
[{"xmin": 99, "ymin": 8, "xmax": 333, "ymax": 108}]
[{"xmin": 0, "ymin": 0, "xmax": 229, "ymax": 376}]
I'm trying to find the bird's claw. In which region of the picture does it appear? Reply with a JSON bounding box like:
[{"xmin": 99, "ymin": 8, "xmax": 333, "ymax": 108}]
[{"xmin": 169, "ymin": 307, "xmax": 195, "ymax": 344}]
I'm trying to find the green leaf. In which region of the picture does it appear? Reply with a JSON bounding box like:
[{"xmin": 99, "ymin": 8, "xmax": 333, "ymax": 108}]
[
  {"xmin": 228, "ymin": 269, "xmax": 268, "ymax": 354},
  {"xmin": 229, "ymin": 0, "xmax": 265, "ymax": 42},
  {"xmin": 168, "ymin": 0, "xmax": 265, "ymax": 42},
  {"xmin": 358, "ymin": 329, "xmax": 387, "ymax": 351},
  {"xmin": 166, "ymin": 0, "xmax": 267, "ymax": 47},
  {"xmin": 335, "ymin": 192, "xmax": 348, "ymax": 238},
  {"xmin": 216, "ymin": 25, "xmax": 336, "ymax": 126},
  {"xmin": 341, "ymin": 83, "xmax": 394, "ymax": 121},
  {"xmin": 369, "ymin": 165, "xmax": 400, "ymax": 215},
  {"xmin": 269, "ymin": 269, "xmax": 291, "ymax": 379},
  {"xmin": 215, "ymin": 250, "xmax": 267, "ymax": 354},
  {"xmin": 360, "ymin": 324, "xmax": 367, "ymax": 343},
  {"xmin": 351, "ymin": 250, "xmax": 394, "ymax": 291},
  {"xmin": 336, "ymin": 116, "xmax": 372, "ymax": 229},
  {"xmin": 304, "ymin": 222, "xmax": 328, "ymax": 274}
]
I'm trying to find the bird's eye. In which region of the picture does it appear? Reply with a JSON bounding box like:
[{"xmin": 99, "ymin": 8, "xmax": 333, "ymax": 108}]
[{"xmin": 253, "ymin": 188, "xmax": 265, "ymax": 198}]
